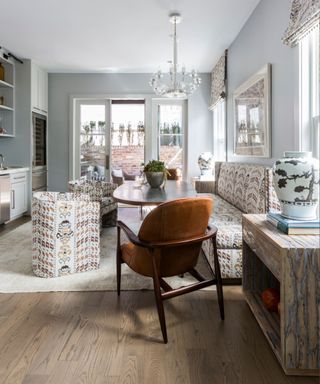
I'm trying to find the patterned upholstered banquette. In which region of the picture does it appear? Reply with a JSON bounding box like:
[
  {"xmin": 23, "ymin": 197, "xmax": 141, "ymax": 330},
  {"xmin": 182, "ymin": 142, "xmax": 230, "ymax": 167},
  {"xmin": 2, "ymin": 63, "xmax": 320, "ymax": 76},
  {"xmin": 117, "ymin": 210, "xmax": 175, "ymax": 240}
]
[{"xmin": 202, "ymin": 162, "xmax": 280, "ymax": 280}]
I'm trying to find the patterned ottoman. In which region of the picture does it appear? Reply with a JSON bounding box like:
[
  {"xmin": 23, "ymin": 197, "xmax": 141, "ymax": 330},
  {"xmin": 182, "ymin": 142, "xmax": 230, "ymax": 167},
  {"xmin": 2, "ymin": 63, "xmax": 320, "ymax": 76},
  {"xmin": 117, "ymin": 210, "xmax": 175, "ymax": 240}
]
[{"xmin": 32, "ymin": 192, "xmax": 100, "ymax": 278}]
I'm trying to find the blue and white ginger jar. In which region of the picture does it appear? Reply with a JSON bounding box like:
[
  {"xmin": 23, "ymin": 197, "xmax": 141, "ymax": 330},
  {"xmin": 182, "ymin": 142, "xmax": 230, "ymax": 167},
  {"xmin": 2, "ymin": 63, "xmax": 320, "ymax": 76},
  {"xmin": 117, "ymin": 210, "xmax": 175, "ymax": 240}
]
[{"xmin": 273, "ymin": 151, "xmax": 319, "ymax": 220}]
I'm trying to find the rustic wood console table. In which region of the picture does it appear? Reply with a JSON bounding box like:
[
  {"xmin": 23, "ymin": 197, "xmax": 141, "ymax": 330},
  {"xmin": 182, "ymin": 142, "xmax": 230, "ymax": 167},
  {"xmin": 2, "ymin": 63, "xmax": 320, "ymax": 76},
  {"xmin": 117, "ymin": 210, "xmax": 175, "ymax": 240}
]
[{"xmin": 242, "ymin": 214, "xmax": 319, "ymax": 376}]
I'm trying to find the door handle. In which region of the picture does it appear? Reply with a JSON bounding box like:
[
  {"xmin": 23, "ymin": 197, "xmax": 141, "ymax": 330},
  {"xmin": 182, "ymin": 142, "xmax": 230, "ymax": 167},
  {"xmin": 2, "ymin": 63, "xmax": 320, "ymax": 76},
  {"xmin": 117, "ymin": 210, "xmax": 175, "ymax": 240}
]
[{"xmin": 11, "ymin": 190, "xmax": 15, "ymax": 209}]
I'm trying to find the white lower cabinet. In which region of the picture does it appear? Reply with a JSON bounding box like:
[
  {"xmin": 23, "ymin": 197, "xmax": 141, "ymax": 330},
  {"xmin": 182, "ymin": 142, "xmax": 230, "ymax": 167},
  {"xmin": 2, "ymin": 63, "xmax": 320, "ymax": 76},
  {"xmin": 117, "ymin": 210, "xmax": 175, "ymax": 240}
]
[{"xmin": 10, "ymin": 172, "xmax": 28, "ymax": 220}]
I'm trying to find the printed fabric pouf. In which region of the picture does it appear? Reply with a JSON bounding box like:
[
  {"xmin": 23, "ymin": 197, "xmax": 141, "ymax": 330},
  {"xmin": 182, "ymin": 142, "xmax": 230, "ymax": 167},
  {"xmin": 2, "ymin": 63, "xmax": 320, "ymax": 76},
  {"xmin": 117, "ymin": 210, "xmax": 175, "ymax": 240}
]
[{"xmin": 32, "ymin": 192, "xmax": 100, "ymax": 278}]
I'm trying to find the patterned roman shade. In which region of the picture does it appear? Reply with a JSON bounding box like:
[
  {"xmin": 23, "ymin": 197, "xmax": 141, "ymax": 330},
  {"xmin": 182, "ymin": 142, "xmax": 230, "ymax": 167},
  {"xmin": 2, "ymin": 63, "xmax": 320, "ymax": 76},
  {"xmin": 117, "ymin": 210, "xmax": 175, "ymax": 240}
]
[
  {"xmin": 283, "ymin": 0, "xmax": 320, "ymax": 46},
  {"xmin": 209, "ymin": 50, "xmax": 227, "ymax": 110}
]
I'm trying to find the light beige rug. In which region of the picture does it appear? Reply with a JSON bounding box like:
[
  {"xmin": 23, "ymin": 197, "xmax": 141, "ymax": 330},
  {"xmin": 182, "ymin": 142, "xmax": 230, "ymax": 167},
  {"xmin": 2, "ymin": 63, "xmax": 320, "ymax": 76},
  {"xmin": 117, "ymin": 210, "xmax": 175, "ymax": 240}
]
[{"xmin": 0, "ymin": 221, "xmax": 204, "ymax": 293}]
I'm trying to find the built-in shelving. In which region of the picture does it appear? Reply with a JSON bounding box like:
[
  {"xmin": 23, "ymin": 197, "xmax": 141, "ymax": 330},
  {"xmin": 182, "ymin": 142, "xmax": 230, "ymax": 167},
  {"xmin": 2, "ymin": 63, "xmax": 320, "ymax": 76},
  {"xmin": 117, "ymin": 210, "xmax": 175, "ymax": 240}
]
[{"xmin": 0, "ymin": 51, "xmax": 15, "ymax": 137}]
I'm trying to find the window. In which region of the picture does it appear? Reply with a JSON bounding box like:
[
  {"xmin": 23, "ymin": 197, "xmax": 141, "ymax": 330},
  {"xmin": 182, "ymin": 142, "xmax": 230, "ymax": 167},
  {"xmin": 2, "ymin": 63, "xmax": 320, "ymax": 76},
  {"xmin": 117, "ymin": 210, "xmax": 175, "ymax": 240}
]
[
  {"xmin": 212, "ymin": 100, "xmax": 226, "ymax": 161},
  {"xmin": 152, "ymin": 100, "xmax": 187, "ymax": 176},
  {"xmin": 299, "ymin": 24, "xmax": 319, "ymax": 158}
]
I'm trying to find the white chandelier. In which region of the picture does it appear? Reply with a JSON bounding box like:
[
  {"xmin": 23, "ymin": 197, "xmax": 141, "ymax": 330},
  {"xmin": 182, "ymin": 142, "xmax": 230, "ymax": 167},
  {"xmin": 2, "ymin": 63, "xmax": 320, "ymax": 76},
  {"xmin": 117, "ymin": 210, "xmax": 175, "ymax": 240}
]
[{"xmin": 149, "ymin": 13, "xmax": 201, "ymax": 99}]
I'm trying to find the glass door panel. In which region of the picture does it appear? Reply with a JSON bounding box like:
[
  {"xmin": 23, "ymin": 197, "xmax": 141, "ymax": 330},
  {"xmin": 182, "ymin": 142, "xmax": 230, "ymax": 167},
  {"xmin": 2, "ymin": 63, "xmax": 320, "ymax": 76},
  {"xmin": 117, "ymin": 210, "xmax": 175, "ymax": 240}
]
[
  {"xmin": 111, "ymin": 101, "xmax": 145, "ymax": 175},
  {"xmin": 158, "ymin": 104, "xmax": 184, "ymax": 171},
  {"xmin": 79, "ymin": 103, "xmax": 107, "ymax": 180}
]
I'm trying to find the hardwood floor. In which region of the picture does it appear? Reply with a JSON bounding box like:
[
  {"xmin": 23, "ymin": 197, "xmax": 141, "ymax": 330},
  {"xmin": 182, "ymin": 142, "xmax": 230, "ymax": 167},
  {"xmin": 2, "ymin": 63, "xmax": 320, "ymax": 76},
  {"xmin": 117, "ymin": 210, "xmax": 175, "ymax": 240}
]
[
  {"xmin": 0, "ymin": 215, "xmax": 30, "ymax": 235},
  {"xmin": 0, "ymin": 208, "xmax": 318, "ymax": 383},
  {"xmin": 0, "ymin": 288, "xmax": 317, "ymax": 384}
]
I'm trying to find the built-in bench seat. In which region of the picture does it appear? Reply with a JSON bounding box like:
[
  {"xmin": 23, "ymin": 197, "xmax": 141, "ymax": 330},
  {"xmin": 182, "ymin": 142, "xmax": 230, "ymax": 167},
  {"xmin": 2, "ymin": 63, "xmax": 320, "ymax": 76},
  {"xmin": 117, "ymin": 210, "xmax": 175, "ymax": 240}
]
[{"xmin": 202, "ymin": 162, "xmax": 280, "ymax": 282}]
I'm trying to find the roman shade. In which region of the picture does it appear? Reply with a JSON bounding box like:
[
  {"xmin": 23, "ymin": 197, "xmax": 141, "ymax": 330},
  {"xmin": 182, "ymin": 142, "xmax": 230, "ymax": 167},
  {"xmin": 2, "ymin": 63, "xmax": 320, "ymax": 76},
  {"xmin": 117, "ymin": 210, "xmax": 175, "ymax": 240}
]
[
  {"xmin": 282, "ymin": 0, "xmax": 320, "ymax": 46},
  {"xmin": 209, "ymin": 50, "xmax": 227, "ymax": 110}
]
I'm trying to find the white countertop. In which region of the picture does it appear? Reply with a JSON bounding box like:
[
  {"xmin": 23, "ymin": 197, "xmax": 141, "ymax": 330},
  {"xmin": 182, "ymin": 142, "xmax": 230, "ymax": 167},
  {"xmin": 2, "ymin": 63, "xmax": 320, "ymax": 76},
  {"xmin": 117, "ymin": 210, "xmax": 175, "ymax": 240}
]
[{"xmin": 0, "ymin": 167, "xmax": 30, "ymax": 176}]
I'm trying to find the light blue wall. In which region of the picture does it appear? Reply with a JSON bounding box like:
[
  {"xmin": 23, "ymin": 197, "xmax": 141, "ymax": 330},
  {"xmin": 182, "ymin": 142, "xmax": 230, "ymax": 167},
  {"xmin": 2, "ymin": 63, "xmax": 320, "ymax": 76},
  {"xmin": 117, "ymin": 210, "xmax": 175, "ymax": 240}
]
[
  {"xmin": 227, "ymin": 0, "xmax": 298, "ymax": 165},
  {"xmin": 48, "ymin": 73, "xmax": 212, "ymax": 191}
]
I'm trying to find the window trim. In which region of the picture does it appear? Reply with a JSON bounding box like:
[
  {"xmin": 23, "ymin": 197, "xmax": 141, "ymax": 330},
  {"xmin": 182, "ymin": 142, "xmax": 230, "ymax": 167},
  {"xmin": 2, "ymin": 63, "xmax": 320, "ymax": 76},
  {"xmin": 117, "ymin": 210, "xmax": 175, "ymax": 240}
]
[
  {"xmin": 299, "ymin": 24, "xmax": 320, "ymax": 158},
  {"xmin": 212, "ymin": 99, "xmax": 227, "ymax": 162}
]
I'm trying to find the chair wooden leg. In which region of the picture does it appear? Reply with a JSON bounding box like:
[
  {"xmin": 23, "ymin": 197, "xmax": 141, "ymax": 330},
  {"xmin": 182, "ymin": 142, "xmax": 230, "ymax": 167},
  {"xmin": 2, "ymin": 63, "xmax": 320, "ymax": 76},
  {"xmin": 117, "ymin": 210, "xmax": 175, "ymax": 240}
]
[
  {"xmin": 151, "ymin": 253, "xmax": 168, "ymax": 343},
  {"xmin": 116, "ymin": 226, "xmax": 122, "ymax": 296},
  {"xmin": 213, "ymin": 236, "xmax": 224, "ymax": 320}
]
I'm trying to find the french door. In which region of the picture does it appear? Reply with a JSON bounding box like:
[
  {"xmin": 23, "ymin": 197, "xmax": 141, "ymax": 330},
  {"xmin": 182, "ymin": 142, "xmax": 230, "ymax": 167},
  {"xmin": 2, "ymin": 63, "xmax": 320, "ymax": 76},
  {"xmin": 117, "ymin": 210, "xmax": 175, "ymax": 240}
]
[
  {"xmin": 73, "ymin": 99, "xmax": 146, "ymax": 181},
  {"xmin": 152, "ymin": 99, "xmax": 187, "ymax": 178},
  {"xmin": 75, "ymin": 99, "xmax": 111, "ymax": 181}
]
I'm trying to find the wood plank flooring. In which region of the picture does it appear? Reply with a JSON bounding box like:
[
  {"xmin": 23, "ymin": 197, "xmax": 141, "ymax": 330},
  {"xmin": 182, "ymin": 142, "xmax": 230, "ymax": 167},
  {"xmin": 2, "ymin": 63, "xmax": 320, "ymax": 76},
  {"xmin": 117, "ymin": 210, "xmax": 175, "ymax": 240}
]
[
  {"xmin": 0, "ymin": 288, "xmax": 317, "ymax": 384},
  {"xmin": 0, "ymin": 209, "xmax": 318, "ymax": 383},
  {"xmin": 0, "ymin": 215, "xmax": 30, "ymax": 235}
]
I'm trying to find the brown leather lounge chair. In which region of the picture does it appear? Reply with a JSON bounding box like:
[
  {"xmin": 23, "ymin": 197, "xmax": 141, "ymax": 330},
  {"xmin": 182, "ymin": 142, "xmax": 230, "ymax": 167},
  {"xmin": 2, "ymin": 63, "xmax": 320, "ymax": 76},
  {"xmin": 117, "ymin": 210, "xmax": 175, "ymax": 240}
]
[{"xmin": 116, "ymin": 197, "xmax": 225, "ymax": 343}]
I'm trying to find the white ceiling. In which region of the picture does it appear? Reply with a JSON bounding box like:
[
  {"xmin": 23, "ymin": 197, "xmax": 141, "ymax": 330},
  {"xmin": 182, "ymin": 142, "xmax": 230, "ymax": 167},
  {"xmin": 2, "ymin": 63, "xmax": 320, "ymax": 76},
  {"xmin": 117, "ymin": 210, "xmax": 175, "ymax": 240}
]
[{"xmin": 0, "ymin": 0, "xmax": 260, "ymax": 73}]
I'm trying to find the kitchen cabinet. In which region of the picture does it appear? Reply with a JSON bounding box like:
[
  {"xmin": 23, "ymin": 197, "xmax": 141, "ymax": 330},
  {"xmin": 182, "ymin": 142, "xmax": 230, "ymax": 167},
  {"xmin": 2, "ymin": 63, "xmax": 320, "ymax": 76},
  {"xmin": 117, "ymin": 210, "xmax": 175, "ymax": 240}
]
[
  {"xmin": 31, "ymin": 63, "xmax": 48, "ymax": 114},
  {"xmin": 10, "ymin": 172, "xmax": 28, "ymax": 220}
]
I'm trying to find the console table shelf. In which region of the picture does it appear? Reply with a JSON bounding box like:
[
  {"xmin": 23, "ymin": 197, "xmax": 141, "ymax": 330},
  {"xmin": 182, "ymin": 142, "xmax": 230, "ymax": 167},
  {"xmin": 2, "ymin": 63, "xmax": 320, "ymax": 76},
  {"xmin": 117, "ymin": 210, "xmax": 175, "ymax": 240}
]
[{"xmin": 242, "ymin": 214, "xmax": 319, "ymax": 377}]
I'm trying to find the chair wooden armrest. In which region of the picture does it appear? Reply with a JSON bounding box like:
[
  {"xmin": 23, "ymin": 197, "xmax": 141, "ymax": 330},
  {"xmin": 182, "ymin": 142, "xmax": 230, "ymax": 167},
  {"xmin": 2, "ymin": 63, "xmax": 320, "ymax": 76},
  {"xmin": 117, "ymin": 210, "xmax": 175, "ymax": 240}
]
[
  {"xmin": 117, "ymin": 220, "xmax": 217, "ymax": 249},
  {"xmin": 147, "ymin": 226, "xmax": 217, "ymax": 248},
  {"xmin": 117, "ymin": 220, "xmax": 153, "ymax": 249}
]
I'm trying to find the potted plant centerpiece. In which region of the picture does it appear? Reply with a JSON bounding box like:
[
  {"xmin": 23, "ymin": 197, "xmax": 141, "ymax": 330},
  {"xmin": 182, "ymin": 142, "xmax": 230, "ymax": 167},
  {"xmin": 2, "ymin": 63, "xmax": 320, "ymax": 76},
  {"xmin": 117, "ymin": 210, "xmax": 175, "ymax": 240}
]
[{"xmin": 143, "ymin": 160, "xmax": 170, "ymax": 189}]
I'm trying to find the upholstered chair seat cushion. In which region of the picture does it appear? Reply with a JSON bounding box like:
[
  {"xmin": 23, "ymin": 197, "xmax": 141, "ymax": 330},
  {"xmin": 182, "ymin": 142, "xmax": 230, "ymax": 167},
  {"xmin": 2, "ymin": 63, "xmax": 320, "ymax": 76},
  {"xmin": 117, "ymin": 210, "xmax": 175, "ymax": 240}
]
[
  {"xmin": 215, "ymin": 225, "xmax": 242, "ymax": 249},
  {"xmin": 200, "ymin": 194, "xmax": 243, "ymax": 279},
  {"xmin": 101, "ymin": 196, "xmax": 115, "ymax": 205},
  {"xmin": 210, "ymin": 194, "xmax": 242, "ymax": 225}
]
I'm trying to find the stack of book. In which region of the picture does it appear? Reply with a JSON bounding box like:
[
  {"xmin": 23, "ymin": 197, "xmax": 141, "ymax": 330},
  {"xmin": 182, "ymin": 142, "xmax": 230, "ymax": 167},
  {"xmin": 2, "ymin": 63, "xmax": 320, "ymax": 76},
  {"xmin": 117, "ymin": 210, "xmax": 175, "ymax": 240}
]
[{"xmin": 267, "ymin": 212, "xmax": 320, "ymax": 235}]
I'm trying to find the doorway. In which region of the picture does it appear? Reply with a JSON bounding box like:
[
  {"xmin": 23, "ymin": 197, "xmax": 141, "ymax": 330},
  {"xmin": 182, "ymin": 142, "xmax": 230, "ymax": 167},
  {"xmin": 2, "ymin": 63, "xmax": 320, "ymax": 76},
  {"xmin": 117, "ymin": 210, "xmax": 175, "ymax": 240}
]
[{"xmin": 73, "ymin": 99, "xmax": 145, "ymax": 181}]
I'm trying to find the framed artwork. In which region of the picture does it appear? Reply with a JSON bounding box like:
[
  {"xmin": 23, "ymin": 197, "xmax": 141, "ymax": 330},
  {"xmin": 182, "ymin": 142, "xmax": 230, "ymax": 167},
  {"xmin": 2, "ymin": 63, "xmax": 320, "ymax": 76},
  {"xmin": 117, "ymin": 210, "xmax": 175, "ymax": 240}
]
[{"xmin": 233, "ymin": 64, "xmax": 271, "ymax": 157}]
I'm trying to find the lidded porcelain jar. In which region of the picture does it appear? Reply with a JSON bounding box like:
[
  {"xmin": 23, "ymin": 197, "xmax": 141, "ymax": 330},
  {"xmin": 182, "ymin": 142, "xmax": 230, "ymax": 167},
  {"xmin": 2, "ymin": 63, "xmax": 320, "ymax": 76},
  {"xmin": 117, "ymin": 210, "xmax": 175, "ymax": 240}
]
[{"xmin": 273, "ymin": 151, "xmax": 319, "ymax": 220}]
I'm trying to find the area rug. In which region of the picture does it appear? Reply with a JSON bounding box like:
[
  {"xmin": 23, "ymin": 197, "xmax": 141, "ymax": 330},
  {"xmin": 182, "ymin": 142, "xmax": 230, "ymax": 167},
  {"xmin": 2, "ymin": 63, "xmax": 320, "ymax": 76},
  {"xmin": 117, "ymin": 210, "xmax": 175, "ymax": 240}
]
[{"xmin": 0, "ymin": 221, "xmax": 205, "ymax": 293}]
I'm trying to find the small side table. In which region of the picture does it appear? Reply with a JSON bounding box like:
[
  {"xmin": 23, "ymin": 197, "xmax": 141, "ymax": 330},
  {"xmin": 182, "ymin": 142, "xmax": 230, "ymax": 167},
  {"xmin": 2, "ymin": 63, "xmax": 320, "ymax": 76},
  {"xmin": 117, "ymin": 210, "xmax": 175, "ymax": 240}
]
[
  {"xmin": 242, "ymin": 214, "xmax": 320, "ymax": 377},
  {"xmin": 192, "ymin": 176, "xmax": 215, "ymax": 193}
]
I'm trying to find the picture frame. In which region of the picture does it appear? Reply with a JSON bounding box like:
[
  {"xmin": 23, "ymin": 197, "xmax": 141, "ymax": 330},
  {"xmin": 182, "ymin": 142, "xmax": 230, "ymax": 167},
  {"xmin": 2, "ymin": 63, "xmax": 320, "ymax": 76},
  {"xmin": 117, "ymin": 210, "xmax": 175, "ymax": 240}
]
[{"xmin": 233, "ymin": 64, "xmax": 271, "ymax": 157}]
